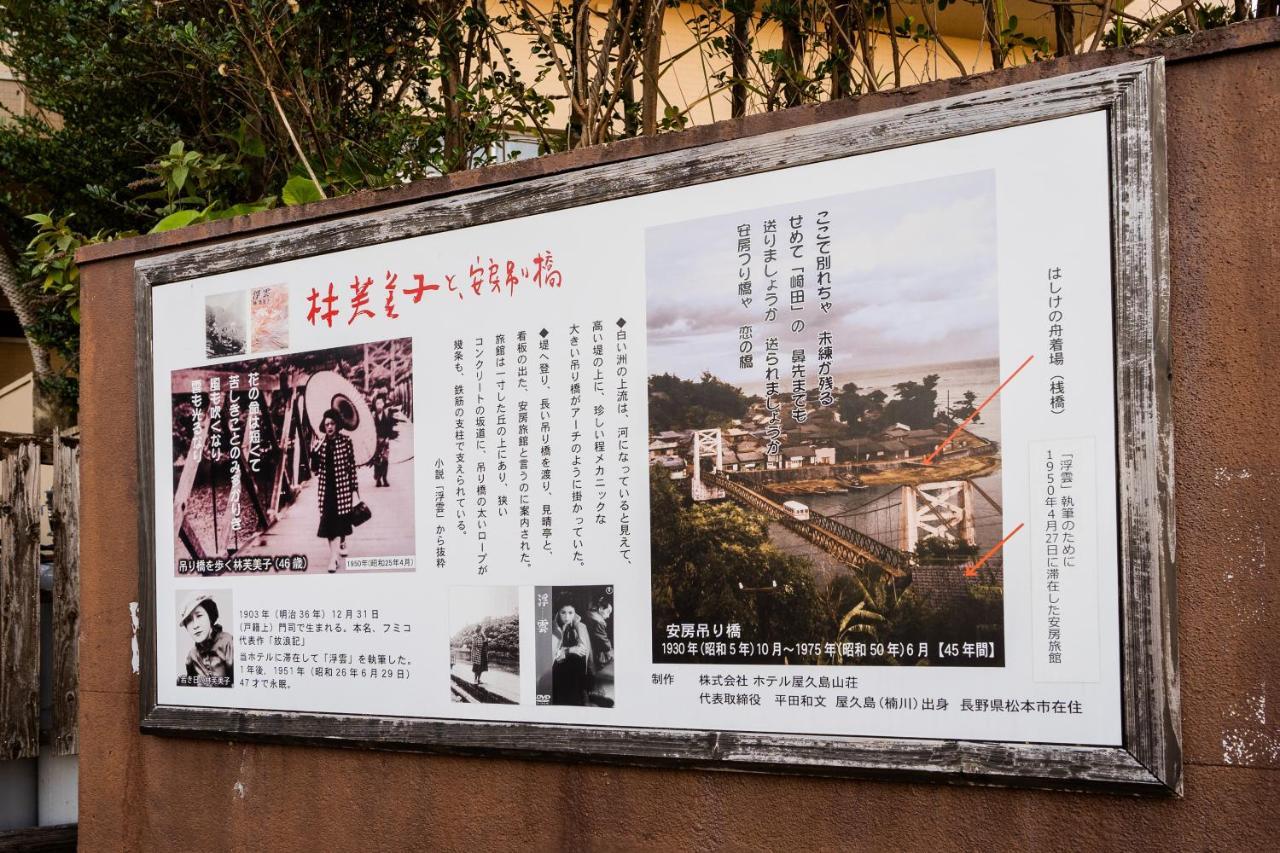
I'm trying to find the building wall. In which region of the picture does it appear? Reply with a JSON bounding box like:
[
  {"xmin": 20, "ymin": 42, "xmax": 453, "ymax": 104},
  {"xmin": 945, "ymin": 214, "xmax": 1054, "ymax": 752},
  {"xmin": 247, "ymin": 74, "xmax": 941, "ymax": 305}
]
[
  {"xmin": 76, "ymin": 21, "xmax": 1280, "ymax": 853},
  {"xmin": 499, "ymin": 1, "xmax": 1006, "ymax": 129},
  {"xmin": 0, "ymin": 369, "xmax": 34, "ymax": 434},
  {"xmin": 0, "ymin": 60, "xmax": 25, "ymax": 120},
  {"xmin": 0, "ymin": 337, "xmax": 34, "ymax": 386}
]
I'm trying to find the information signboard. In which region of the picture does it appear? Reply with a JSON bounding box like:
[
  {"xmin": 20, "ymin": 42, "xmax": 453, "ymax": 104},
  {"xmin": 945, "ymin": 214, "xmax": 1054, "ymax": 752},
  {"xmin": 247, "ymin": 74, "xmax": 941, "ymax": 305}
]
[{"xmin": 135, "ymin": 59, "xmax": 1179, "ymax": 792}]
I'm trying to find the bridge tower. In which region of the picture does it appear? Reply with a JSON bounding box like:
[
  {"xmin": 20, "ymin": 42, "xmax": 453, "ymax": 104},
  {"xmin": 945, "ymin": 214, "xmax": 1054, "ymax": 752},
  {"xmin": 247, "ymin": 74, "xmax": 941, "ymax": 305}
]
[
  {"xmin": 899, "ymin": 480, "xmax": 976, "ymax": 552},
  {"xmin": 690, "ymin": 428, "xmax": 726, "ymax": 502}
]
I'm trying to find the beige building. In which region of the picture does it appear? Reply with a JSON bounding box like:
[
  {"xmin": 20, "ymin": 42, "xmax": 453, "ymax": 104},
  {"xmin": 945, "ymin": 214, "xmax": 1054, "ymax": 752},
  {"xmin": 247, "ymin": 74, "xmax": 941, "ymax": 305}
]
[
  {"xmin": 0, "ymin": 58, "xmax": 42, "ymax": 433},
  {"xmin": 0, "ymin": 59, "xmax": 28, "ymax": 119},
  {"xmin": 0, "ymin": 293, "xmax": 35, "ymax": 433},
  {"xmin": 498, "ymin": 0, "xmax": 1129, "ymax": 129}
]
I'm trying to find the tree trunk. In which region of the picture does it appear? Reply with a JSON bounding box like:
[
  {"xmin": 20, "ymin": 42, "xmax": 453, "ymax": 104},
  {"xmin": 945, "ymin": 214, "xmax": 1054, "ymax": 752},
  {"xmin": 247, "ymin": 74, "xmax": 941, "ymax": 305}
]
[
  {"xmin": 781, "ymin": 4, "xmax": 805, "ymax": 107},
  {"xmin": 983, "ymin": 0, "xmax": 1007, "ymax": 70},
  {"xmin": 1053, "ymin": 2, "xmax": 1075, "ymax": 57},
  {"xmin": 640, "ymin": 0, "xmax": 663, "ymax": 134},
  {"xmin": 0, "ymin": 248, "xmax": 72, "ymax": 429},
  {"xmin": 618, "ymin": 0, "xmax": 639, "ymax": 136},
  {"xmin": 730, "ymin": 1, "xmax": 753, "ymax": 118},
  {"xmin": 570, "ymin": 0, "xmax": 590, "ymax": 147},
  {"xmin": 0, "ymin": 250, "xmax": 52, "ymax": 388},
  {"xmin": 828, "ymin": 0, "xmax": 856, "ymax": 100},
  {"xmin": 438, "ymin": 0, "xmax": 468, "ymax": 171}
]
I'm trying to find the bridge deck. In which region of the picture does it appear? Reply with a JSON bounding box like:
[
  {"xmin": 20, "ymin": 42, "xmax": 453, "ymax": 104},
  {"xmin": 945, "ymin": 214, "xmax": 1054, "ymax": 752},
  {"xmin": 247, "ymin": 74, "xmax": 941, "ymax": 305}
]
[{"xmin": 706, "ymin": 472, "xmax": 911, "ymax": 578}]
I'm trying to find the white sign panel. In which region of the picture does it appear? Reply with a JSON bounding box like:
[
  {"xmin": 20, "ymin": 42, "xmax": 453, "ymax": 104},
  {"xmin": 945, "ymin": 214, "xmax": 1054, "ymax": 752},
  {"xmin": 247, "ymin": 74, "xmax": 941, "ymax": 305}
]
[
  {"xmin": 149, "ymin": 111, "xmax": 1123, "ymax": 746},
  {"xmin": 136, "ymin": 62, "xmax": 1181, "ymax": 791}
]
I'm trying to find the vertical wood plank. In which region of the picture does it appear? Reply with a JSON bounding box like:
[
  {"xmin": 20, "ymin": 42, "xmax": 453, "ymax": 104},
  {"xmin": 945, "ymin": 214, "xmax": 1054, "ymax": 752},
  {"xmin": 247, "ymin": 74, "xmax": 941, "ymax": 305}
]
[
  {"xmin": 50, "ymin": 432, "xmax": 80, "ymax": 756},
  {"xmin": 0, "ymin": 442, "xmax": 42, "ymax": 760}
]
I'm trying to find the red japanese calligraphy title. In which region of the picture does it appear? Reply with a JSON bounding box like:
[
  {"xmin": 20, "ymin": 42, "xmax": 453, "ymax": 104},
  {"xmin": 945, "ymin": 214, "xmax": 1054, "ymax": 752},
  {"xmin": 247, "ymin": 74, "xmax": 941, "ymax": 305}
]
[{"xmin": 306, "ymin": 251, "xmax": 565, "ymax": 327}]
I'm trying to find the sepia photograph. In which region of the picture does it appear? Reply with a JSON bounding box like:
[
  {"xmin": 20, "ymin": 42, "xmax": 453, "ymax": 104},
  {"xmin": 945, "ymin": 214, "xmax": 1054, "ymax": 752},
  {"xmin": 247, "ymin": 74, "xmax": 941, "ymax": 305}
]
[
  {"xmin": 536, "ymin": 585, "xmax": 615, "ymax": 707},
  {"xmin": 171, "ymin": 337, "xmax": 416, "ymax": 576},
  {"xmin": 646, "ymin": 171, "xmax": 1005, "ymax": 667},
  {"xmin": 448, "ymin": 586, "xmax": 520, "ymax": 705},
  {"xmin": 175, "ymin": 589, "xmax": 234, "ymax": 688}
]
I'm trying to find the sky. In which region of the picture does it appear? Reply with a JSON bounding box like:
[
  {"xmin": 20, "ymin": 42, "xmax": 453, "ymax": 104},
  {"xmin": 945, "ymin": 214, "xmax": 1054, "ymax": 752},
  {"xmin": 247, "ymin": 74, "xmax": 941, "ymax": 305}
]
[
  {"xmin": 449, "ymin": 586, "xmax": 519, "ymax": 632},
  {"xmin": 644, "ymin": 170, "xmax": 998, "ymax": 390}
]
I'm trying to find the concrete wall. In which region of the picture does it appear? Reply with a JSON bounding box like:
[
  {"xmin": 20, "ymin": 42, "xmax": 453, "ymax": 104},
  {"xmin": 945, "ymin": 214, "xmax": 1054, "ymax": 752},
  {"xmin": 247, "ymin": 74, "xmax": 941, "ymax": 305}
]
[{"xmin": 76, "ymin": 21, "xmax": 1280, "ymax": 852}]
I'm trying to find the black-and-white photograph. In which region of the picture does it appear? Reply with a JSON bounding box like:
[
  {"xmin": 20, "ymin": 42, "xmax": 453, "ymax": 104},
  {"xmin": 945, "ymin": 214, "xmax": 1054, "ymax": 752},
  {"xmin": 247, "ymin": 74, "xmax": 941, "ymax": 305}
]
[
  {"xmin": 205, "ymin": 290, "xmax": 247, "ymax": 358},
  {"xmin": 535, "ymin": 585, "xmax": 614, "ymax": 707},
  {"xmin": 175, "ymin": 589, "xmax": 234, "ymax": 688},
  {"xmin": 171, "ymin": 337, "xmax": 416, "ymax": 575},
  {"xmin": 448, "ymin": 586, "xmax": 519, "ymax": 705}
]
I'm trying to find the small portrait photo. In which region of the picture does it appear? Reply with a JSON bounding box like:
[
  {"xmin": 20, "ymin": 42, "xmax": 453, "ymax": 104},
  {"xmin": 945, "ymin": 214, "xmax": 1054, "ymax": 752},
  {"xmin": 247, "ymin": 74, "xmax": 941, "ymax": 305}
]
[
  {"xmin": 205, "ymin": 291, "xmax": 247, "ymax": 358},
  {"xmin": 250, "ymin": 284, "xmax": 289, "ymax": 352},
  {"xmin": 535, "ymin": 585, "xmax": 614, "ymax": 708},
  {"xmin": 448, "ymin": 586, "xmax": 519, "ymax": 705},
  {"xmin": 175, "ymin": 590, "xmax": 234, "ymax": 688}
]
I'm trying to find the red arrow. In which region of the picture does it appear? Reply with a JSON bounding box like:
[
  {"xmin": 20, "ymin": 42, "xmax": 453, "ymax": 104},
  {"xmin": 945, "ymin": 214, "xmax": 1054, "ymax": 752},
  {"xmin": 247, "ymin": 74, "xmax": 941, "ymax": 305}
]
[
  {"xmin": 923, "ymin": 353, "xmax": 1034, "ymax": 465},
  {"xmin": 965, "ymin": 522, "xmax": 1023, "ymax": 577}
]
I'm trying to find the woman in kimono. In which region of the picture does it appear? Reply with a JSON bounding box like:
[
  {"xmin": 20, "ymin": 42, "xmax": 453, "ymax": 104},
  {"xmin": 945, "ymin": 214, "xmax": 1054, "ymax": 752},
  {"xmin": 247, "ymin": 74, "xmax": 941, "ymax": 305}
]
[{"xmin": 313, "ymin": 408, "xmax": 360, "ymax": 573}]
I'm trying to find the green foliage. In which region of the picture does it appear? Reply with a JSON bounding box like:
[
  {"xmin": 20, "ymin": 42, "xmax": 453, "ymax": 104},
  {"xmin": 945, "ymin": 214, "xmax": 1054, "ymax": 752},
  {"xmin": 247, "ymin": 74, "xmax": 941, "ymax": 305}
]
[
  {"xmin": 0, "ymin": 0, "xmax": 1221, "ymax": 427},
  {"xmin": 24, "ymin": 214, "xmax": 80, "ymax": 322},
  {"xmin": 997, "ymin": 15, "xmax": 1052, "ymax": 64},
  {"xmin": 14, "ymin": 212, "xmax": 116, "ymax": 416},
  {"xmin": 835, "ymin": 374, "xmax": 977, "ymax": 438},
  {"xmin": 914, "ymin": 535, "xmax": 979, "ymax": 562},
  {"xmin": 128, "ymin": 139, "xmax": 274, "ymax": 230},
  {"xmin": 819, "ymin": 571, "xmax": 891, "ymax": 658},
  {"xmin": 0, "ymin": 0, "xmax": 554, "ymax": 421},
  {"xmin": 835, "ymin": 381, "xmax": 878, "ymax": 437},
  {"xmin": 887, "ymin": 581, "xmax": 1004, "ymax": 666},
  {"xmin": 137, "ymin": 142, "xmax": 230, "ymax": 213},
  {"xmin": 649, "ymin": 470, "xmax": 823, "ymax": 661},
  {"xmin": 22, "ymin": 213, "xmax": 113, "ymax": 326},
  {"xmin": 281, "ymin": 175, "xmax": 324, "ymax": 207},
  {"xmin": 1103, "ymin": 3, "xmax": 1233, "ymax": 48},
  {"xmin": 648, "ymin": 372, "xmax": 752, "ymax": 432}
]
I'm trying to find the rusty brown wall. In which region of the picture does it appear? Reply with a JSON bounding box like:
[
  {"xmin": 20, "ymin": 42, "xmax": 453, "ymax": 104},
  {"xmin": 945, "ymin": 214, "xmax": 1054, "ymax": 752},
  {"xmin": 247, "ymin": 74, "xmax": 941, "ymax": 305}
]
[{"xmin": 77, "ymin": 23, "xmax": 1280, "ymax": 853}]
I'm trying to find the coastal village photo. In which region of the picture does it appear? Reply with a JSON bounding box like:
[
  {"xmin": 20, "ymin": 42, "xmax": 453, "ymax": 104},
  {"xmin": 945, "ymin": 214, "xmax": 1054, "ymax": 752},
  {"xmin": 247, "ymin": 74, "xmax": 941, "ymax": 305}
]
[{"xmin": 646, "ymin": 171, "xmax": 1007, "ymax": 667}]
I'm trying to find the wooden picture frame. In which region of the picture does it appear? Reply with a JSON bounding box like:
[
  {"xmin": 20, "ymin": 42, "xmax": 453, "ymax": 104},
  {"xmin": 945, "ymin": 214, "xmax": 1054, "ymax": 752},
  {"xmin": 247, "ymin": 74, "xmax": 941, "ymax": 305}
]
[{"xmin": 134, "ymin": 58, "xmax": 1178, "ymax": 793}]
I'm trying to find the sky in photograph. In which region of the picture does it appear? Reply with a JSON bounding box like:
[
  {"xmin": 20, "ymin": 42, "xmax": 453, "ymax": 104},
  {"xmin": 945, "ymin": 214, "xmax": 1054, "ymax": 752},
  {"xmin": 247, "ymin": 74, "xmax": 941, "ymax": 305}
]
[
  {"xmin": 449, "ymin": 586, "xmax": 519, "ymax": 632},
  {"xmin": 645, "ymin": 170, "xmax": 998, "ymax": 389}
]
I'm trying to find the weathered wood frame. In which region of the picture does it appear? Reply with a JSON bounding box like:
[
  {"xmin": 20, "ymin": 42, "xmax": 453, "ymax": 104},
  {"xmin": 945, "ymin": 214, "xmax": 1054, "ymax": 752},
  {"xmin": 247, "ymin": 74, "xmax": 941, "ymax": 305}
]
[{"xmin": 134, "ymin": 59, "xmax": 1178, "ymax": 793}]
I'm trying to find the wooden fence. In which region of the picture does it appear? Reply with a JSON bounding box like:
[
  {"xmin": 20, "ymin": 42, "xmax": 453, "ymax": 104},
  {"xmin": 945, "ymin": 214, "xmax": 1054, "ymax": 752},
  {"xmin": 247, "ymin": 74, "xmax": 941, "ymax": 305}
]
[{"xmin": 0, "ymin": 431, "xmax": 79, "ymax": 761}]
